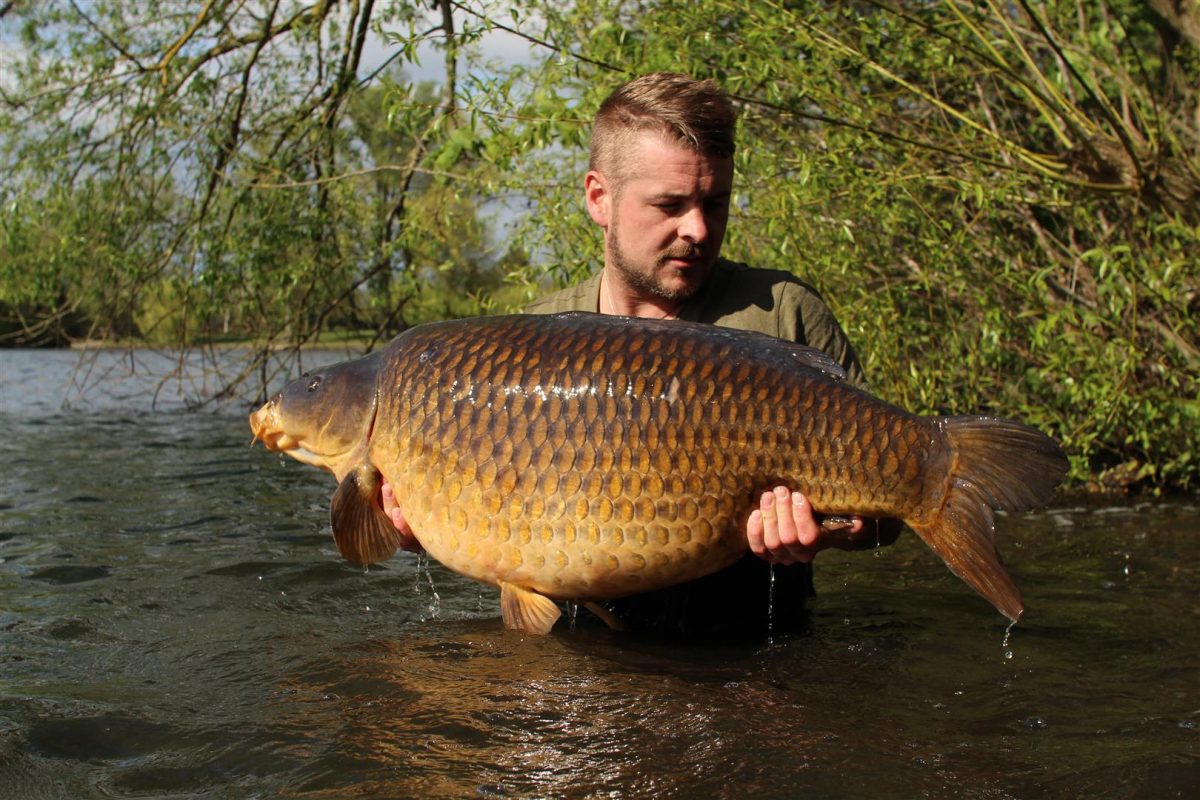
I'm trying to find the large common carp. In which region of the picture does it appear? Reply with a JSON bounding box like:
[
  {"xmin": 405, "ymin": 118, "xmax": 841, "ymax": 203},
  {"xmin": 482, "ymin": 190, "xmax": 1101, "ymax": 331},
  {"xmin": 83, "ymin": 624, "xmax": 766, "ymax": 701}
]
[{"xmin": 250, "ymin": 312, "xmax": 1067, "ymax": 633}]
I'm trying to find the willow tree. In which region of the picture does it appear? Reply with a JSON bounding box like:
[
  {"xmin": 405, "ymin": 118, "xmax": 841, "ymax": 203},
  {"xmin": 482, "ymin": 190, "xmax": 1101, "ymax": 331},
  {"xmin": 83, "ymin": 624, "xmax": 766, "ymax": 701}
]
[{"xmin": 0, "ymin": 0, "xmax": 512, "ymax": 397}]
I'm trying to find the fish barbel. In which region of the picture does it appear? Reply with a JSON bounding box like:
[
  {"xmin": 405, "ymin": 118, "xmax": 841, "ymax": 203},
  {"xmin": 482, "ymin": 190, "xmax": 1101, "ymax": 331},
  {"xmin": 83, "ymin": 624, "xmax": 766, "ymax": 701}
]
[{"xmin": 250, "ymin": 312, "xmax": 1067, "ymax": 633}]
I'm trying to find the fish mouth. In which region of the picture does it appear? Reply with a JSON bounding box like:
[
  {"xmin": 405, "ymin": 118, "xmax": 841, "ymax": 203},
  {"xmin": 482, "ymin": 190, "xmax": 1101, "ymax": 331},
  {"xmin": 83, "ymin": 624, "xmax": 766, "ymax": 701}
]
[
  {"xmin": 249, "ymin": 400, "xmax": 291, "ymax": 452},
  {"xmin": 248, "ymin": 400, "xmax": 343, "ymax": 474}
]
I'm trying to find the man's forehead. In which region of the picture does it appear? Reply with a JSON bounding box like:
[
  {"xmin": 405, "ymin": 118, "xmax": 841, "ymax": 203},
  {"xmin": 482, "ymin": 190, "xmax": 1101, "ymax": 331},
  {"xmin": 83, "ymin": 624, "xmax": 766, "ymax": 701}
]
[
  {"xmin": 619, "ymin": 132, "xmax": 733, "ymax": 190},
  {"xmin": 627, "ymin": 129, "xmax": 730, "ymax": 164}
]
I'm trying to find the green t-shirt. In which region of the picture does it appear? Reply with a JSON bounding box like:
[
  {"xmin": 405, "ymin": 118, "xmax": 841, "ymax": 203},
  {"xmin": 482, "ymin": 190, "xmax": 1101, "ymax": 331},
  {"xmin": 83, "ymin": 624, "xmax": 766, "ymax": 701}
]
[{"xmin": 525, "ymin": 259, "xmax": 866, "ymax": 639}]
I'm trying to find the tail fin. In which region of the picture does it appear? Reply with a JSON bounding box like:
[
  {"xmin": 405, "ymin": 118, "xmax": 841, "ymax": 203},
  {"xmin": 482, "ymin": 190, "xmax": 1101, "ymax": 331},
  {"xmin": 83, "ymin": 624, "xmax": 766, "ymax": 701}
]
[{"xmin": 911, "ymin": 416, "xmax": 1068, "ymax": 622}]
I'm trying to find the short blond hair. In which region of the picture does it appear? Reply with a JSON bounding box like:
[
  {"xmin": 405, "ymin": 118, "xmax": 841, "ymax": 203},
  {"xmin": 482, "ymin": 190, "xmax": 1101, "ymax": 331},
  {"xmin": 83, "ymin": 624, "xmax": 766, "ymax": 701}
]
[{"xmin": 589, "ymin": 72, "xmax": 738, "ymax": 183}]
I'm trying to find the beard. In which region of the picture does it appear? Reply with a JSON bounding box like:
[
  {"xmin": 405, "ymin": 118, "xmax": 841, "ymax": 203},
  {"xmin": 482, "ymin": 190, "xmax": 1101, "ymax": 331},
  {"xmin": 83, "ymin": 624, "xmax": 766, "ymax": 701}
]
[{"xmin": 606, "ymin": 213, "xmax": 711, "ymax": 302}]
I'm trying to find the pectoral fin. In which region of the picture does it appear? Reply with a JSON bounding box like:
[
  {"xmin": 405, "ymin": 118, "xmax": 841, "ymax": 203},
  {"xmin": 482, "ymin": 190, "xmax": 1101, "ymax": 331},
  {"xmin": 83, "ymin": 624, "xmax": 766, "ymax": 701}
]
[
  {"xmin": 330, "ymin": 464, "xmax": 404, "ymax": 565},
  {"xmin": 499, "ymin": 581, "xmax": 562, "ymax": 634}
]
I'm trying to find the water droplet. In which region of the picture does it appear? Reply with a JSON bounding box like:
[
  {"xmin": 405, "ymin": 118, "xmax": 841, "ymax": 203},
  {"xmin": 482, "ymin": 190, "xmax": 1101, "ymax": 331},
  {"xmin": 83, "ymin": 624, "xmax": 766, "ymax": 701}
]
[
  {"xmin": 1001, "ymin": 620, "xmax": 1017, "ymax": 658},
  {"xmin": 766, "ymin": 564, "xmax": 776, "ymax": 637},
  {"xmin": 424, "ymin": 569, "xmax": 440, "ymax": 616},
  {"xmin": 414, "ymin": 552, "xmax": 428, "ymax": 592}
]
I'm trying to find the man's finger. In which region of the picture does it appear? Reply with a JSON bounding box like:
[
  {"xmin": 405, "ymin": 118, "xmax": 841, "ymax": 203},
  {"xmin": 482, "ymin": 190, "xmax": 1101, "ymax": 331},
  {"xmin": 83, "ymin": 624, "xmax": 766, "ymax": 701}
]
[
  {"xmin": 773, "ymin": 486, "xmax": 798, "ymax": 546},
  {"xmin": 760, "ymin": 489, "xmax": 780, "ymax": 552},
  {"xmin": 792, "ymin": 491, "xmax": 822, "ymax": 548},
  {"xmin": 747, "ymin": 509, "xmax": 766, "ymax": 557}
]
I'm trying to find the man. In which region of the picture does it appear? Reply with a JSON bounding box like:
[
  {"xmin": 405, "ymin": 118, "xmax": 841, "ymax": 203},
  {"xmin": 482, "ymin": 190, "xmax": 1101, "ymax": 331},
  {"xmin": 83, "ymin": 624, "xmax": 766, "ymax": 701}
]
[{"xmin": 384, "ymin": 72, "xmax": 899, "ymax": 638}]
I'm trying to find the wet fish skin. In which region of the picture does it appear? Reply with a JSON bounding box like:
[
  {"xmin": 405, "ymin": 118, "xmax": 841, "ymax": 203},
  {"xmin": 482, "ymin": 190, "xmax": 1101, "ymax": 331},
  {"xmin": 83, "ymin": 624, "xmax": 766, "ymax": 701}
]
[{"xmin": 251, "ymin": 312, "xmax": 1068, "ymax": 633}]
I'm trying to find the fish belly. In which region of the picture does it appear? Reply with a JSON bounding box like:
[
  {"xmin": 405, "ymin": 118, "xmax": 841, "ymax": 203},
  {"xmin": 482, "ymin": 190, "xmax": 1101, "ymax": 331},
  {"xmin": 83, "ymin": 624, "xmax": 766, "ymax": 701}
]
[{"xmin": 374, "ymin": 314, "xmax": 930, "ymax": 601}]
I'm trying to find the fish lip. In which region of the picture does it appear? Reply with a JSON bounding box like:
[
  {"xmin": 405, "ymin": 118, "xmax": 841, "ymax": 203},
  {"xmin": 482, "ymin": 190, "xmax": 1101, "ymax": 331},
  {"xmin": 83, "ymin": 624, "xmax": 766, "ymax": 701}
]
[
  {"xmin": 249, "ymin": 402, "xmax": 288, "ymax": 451},
  {"xmin": 258, "ymin": 431, "xmax": 295, "ymax": 452}
]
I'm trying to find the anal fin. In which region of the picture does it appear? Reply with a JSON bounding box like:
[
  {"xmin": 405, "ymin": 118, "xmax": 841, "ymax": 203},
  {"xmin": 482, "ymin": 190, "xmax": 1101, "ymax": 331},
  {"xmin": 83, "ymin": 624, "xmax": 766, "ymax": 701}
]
[
  {"xmin": 499, "ymin": 581, "xmax": 562, "ymax": 634},
  {"xmin": 330, "ymin": 465, "xmax": 404, "ymax": 565}
]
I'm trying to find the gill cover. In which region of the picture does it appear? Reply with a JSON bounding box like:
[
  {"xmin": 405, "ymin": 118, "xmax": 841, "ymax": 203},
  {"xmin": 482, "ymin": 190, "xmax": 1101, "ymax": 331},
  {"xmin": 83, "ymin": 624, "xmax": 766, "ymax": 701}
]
[{"xmin": 326, "ymin": 376, "xmax": 409, "ymax": 566}]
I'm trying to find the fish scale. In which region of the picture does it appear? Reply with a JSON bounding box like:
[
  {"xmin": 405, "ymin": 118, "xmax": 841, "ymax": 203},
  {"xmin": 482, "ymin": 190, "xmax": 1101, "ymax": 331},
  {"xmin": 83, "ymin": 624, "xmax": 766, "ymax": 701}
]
[{"xmin": 250, "ymin": 311, "xmax": 1068, "ymax": 633}]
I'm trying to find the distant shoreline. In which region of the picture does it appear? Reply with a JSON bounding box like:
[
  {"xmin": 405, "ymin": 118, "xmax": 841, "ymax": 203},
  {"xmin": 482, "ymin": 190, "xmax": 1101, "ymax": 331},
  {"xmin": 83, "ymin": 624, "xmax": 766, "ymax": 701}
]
[{"xmin": 62, "ymin": 337, "xmax": 380, "ymax": 352}]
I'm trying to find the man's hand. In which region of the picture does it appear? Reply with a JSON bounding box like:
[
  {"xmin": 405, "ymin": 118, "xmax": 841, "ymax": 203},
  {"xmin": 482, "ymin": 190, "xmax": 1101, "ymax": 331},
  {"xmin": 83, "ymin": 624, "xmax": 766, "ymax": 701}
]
[
  {"xmin": 380, "ymin": 480, "xmax": 424, "ymax": 553},
  {"xmin": 748, "ymin": 486, "xmax": 894, "ymax": 565}
]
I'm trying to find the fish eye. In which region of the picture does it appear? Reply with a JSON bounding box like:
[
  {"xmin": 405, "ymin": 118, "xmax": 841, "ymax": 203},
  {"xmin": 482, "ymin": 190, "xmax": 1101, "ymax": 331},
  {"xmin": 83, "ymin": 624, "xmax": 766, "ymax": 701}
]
[{"xmin": 307, "ymin": 376, "xmax": 322, "ymax": 392}]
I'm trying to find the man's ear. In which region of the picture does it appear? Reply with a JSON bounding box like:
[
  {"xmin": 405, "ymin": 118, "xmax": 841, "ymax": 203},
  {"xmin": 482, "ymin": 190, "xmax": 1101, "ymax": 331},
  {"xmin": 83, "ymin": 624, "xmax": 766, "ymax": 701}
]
[{"xmin": 584, "ymin": 170, "xmax": 612, "ymax": 227}]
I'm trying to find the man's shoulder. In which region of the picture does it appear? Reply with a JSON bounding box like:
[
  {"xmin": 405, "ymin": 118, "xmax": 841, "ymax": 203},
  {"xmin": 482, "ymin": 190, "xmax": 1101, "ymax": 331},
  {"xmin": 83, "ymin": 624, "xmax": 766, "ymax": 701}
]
[
  {"xmin": 692, "ymin": 259, "xmax": 831, "ymax": 338},
  {"xmin": 711, "ymin": 259, "xmax": 826, "ymax": 302},
  {"xmin": 523, "ymin": 272, "xmax": 601, "ymax": 315}
]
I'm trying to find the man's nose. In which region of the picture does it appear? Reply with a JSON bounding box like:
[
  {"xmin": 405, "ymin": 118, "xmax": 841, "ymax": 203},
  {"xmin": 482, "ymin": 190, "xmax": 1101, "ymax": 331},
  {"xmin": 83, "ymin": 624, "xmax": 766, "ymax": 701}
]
[{"xmin": 678, "ymin": 206, "xmax": 708, "ymax": 243}]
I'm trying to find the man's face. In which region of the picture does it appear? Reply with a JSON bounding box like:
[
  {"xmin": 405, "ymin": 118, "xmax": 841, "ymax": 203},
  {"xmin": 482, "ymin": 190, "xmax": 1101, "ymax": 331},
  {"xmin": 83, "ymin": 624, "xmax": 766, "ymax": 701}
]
[{"xmin": 587, "ymin": 131, "xmax": 734, "ymax": 301}]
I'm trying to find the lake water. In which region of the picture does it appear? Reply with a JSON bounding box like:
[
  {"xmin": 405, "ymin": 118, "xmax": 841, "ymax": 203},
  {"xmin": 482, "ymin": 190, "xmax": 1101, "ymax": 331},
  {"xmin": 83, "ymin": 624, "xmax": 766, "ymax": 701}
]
[{"xmin": 1, "ymin": 348, "xmax": 1196, "ymax": 798}]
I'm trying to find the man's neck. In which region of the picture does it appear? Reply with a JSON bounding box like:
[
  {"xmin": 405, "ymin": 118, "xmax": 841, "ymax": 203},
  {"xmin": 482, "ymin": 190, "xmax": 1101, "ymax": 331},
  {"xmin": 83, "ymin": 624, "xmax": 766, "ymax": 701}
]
[{"xmin": 598, "ymin": 269, "xmax": 685, "ymax": 320}]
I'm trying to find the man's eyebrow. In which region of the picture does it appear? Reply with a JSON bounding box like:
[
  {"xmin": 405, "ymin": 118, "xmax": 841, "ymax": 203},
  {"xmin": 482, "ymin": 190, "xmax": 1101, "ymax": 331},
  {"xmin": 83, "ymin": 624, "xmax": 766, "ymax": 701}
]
[{"xmin": 647, "ymin": 190, "xmax": 732, "ymax": 202}]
